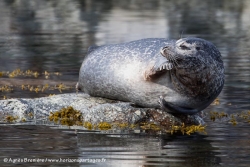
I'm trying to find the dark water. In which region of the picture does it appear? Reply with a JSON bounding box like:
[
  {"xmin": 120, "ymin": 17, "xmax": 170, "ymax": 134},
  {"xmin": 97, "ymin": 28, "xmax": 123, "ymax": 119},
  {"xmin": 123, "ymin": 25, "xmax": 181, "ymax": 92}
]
[{"xmin": 0, "ymin": 0, "xmax": 250, "ymax": 166}]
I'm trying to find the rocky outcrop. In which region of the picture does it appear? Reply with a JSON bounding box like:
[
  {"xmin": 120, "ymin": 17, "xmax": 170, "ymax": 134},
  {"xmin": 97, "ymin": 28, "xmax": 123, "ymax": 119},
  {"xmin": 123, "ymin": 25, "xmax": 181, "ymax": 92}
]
[{"xmin": 0, "ymin": 93, "xmax": 204, "ymax": 131}]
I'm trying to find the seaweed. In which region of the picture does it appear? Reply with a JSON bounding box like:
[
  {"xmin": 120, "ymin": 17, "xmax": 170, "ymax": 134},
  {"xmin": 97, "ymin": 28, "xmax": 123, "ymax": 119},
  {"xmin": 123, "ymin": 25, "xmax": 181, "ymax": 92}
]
[{"xmin": 49, "ymin": 106, "xmax": 83, "ymax": 126}]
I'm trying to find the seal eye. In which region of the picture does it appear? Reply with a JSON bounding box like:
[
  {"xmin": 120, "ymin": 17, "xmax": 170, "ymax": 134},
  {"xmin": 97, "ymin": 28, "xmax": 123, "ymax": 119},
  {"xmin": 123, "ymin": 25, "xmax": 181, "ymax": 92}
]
[
  {"xmin": 196, "ymin": 47, "xmax": 201, "ymax": 51},
  {"xmin": 179, "ymin": 44, "xmax": 190, "ymax": 50}
]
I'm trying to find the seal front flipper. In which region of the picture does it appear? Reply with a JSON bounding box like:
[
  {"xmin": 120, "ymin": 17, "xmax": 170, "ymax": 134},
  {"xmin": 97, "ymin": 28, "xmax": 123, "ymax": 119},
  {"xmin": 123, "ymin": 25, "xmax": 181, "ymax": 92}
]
[
  {"xmin": 154, "ymin": 55, "xmax": 174, "ymax": 72},
  {"xmin": 158, "ymin": 96, "xmax": 199, "ymax": 114},
  {"xmin": 144, "ymin": 56, "xmax": 173, "ymax": 80}
]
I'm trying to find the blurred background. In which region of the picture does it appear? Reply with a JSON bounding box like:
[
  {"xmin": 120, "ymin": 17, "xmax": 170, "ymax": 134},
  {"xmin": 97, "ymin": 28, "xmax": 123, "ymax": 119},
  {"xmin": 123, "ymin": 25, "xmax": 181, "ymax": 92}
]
[
  {"xmin": 0, "ymin": 0, "xmax": 249, "ymax": 102},
  {"xmin": 0, "ymin": 1, "xmax": 250, "ymax": 166}
]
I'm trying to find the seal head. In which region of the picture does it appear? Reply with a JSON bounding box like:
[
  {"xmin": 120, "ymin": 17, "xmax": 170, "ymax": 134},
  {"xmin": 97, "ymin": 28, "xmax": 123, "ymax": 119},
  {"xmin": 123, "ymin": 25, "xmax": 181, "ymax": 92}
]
[{"xmin": 158, "ymin": 38, "xmax": 224, "ymax": 114}]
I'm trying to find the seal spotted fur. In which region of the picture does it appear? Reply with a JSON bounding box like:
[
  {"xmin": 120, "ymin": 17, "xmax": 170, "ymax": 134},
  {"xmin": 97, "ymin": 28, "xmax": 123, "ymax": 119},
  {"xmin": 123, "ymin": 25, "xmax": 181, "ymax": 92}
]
[{"xmin": 77, "ymin": 38, "xmax": 224, "ymax": 115}]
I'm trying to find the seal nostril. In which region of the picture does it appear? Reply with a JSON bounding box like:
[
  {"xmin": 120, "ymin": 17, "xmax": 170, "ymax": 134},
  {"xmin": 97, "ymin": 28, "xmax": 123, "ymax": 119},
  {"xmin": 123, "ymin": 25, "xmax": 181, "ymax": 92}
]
[
  {"xmin": 161, "ymin": 46, "xmax": 170, "ymax": 52},
  {"xmin": 163, "ymin": 49, "xmax": 168, "ymax": 54},
  {"xmin": 180, "ymin": 44, "xmax": 190, "ymax": 50},
  {"xmin": 160, "ymin": 47, "xmax": 169, "ymax": 56},
  {"xmin": 196, "ymin": 47, "xmax": 201, "ymax": 51}
]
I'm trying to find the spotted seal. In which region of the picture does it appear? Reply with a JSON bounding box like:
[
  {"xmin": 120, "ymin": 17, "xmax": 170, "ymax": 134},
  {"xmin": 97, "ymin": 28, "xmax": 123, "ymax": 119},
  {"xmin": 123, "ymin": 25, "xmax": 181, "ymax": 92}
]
[{"xmin": 77, "ymin": 38, "xmax": 224, "ymax": 115}]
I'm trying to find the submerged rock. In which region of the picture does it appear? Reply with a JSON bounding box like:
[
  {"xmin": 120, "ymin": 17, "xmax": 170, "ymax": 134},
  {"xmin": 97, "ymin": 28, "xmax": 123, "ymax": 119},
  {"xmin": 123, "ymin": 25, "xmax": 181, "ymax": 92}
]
[{"xmin": 0, "ymin": 93, "xmax": 204, "ymax": 131}]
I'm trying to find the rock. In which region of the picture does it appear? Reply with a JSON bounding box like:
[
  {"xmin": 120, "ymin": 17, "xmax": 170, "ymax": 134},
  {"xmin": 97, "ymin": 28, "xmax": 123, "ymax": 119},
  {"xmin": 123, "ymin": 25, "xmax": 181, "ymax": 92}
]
[{"xmin": 0, "ymin": 93, "xmax": 204, "ymax": 130}]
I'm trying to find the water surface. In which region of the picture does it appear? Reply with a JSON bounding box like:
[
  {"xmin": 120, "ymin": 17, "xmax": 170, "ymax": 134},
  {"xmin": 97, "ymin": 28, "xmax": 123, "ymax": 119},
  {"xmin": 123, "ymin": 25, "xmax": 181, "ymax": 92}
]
[{"xmin": 0, "ymin": 0, "xmax": 250, "ymax": 166}]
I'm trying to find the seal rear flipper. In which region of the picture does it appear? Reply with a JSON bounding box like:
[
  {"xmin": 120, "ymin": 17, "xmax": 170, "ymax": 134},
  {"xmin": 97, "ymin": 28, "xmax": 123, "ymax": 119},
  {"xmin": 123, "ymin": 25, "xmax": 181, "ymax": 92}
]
[
  {"xmin": 158, "ymin": 96, "xmax": 199, "ymax": 114},
  {"xmin": 75, "ymin": 82, "xmax": 81, "ymax": 93}
]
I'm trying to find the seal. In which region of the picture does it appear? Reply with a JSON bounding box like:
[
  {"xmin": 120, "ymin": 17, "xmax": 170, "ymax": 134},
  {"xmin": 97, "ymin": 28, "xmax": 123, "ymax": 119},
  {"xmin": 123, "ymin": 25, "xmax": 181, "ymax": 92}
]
[{"xmin": 77, "ymin": 38, "xmax": 224, "ymax": 115}]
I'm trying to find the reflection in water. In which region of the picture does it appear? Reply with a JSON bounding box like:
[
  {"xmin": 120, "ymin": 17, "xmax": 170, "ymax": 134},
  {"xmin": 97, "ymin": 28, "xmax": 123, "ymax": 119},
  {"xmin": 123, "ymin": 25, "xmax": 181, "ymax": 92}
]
[
  {"xmin": 0, "ymin": 0, "xmax": 250, "ymax": 166},
  {"xmin": 1, "ymin": 124, "xmax": 249, "ymax": 166},
  {"xmin": 1, "ymin": 124, "xmax": 250, "ymax": 166},
  {"xmin": 95, "ymin": 5, "xmax": 169, "ymax": 45},
  {"xmin": 0, "ymin": 125, "xmax": 79, "ymax": 167},
  {"xmin": 0, "ymin": 125, "xmax": 222, "ymax": 167},
  {"xmin": 77, "ymin": 132, "xmax": 221, "ymax": 167}
]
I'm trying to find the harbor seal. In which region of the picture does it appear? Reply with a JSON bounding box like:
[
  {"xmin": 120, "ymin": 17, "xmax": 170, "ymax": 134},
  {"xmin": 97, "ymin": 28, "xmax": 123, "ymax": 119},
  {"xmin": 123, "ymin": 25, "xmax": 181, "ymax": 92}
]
[{"xmin": 77, "ymin": 38, "xmax": 224, "ymax": 115}]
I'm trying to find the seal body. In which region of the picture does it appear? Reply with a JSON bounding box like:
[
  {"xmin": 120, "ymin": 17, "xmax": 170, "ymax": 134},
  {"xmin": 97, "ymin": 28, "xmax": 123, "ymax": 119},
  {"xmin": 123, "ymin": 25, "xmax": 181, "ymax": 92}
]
[{"xmin": 77, "ymin": 38, "xmax": 224, "ymax": 114}]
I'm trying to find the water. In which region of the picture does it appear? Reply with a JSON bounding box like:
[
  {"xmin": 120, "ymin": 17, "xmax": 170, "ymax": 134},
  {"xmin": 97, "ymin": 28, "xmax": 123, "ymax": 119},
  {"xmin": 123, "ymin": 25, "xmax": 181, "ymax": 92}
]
[{"xmin": 0, "ymin": 0, "xmax": 250, "ymax": 166}]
